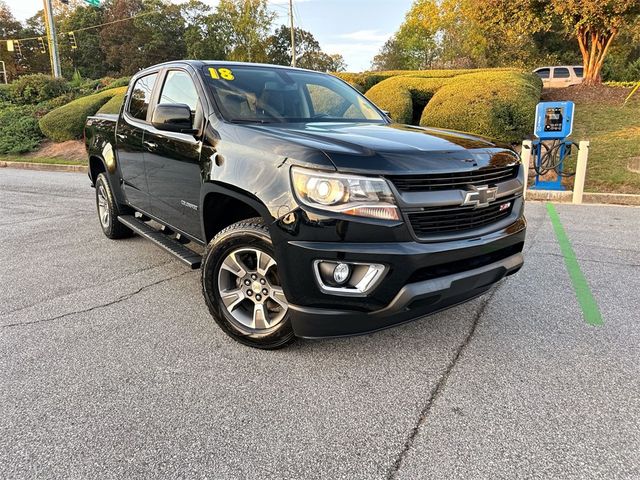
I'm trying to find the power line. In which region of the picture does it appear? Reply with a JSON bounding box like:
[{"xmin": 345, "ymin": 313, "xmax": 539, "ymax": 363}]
[{"xmin": 2, "ymin": 10, "xmax": 158, "ymax": 43}]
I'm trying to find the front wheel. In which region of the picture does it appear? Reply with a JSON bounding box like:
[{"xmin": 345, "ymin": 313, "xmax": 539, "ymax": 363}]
[{"xmin": 201, "ymin": 218, "xmax": 294, "ymax": 349}]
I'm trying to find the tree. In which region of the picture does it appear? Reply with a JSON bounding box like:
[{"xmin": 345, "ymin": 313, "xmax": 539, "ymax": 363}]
[
  {"xmin": 0, "ymin": 1, "xmax": 23, "ymax": 81},
  {"xmin": 215, "ymin": 0, "xmax": 275, "ymax": 63},
  {"xmin": 182, "ymin": 0, "xmax": 229, "ymax": 60},
  {"xmin": 549, "ymin": 0, "xmax": 640, "ymax": 85},
  {"xmin": 58, "ymin": 5, "xmax": 108, "ymax": 79},
  {"xmin": 395, "ymin": 0, "xmax": 440, "ymax": 69},
  {"xmin": 99, "ymin": 0, "xmax": 186, "ymax": 75},
  {"xmin": 266, "ymin": 25, "xmax": 346, "ymax": 71},
  {"xmin": 371, "ymin": 36, "xmax": 410, "ymax": 71}
]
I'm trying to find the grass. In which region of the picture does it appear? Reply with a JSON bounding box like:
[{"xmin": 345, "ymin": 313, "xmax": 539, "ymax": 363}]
[
  {"xmin": 544, "ymin": 85, "xmax": 640, "ymax": 194},
  {"xmin": 0, "ymin": 155, "xmax": 86, "ymax": 166},
  {"xmin": 569, "ymin": 101, "xmax": 640, "ymax": 194}
]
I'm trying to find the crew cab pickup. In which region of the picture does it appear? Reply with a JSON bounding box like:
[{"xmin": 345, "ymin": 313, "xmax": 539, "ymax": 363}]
[{"xmin": 85, "ymin": 61, "xmax": 526, "ymax": 349}]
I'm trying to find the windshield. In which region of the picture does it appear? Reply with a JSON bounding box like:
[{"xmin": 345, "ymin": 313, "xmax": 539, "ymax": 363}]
[{"xmin": 201, "ymin": 65, "xmax": 385, "ymax": 124}]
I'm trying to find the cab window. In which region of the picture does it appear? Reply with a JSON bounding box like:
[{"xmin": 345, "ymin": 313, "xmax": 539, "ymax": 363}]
[
  {"xmin": 128, "ymin": 73, "xmax": 158, "ymax": 121},
  {"xmin": 535, "ymin": 68, "xmax": 550, "ymax": 79},
  {"xmin": 159, "ymin": 70, "xmax": 199, "ymax": 112}
]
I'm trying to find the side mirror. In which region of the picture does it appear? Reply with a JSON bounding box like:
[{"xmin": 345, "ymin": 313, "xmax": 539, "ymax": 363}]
[{"xmin": 151, "ymin": 103, "xmax": 194, "ymax": 133}]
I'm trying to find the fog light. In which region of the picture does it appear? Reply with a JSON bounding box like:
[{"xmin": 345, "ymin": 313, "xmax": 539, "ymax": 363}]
[{"xmin": 333, "ymin": 263, "xmax": 351, "ymax": 284}]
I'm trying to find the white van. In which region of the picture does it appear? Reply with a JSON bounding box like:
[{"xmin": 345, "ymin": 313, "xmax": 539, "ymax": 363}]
[{"xmin": 533, "ymin": 65, "xmax": 584, "ymax": 88}]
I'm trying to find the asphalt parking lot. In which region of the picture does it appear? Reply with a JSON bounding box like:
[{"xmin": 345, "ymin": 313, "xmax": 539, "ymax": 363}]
[{"xmin": 1, "ymin": 168, "xmax": 639, "ymax": 479}]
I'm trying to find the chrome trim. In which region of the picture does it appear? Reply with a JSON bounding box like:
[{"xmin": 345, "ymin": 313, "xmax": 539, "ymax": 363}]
[{"xmin": 313, "ymin": 260, "xmax": 387, "ymax": 297}]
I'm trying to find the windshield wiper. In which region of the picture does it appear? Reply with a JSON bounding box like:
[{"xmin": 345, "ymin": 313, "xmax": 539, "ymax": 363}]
[{"xmin": 229, "ymin": 118, "xmax": 280, "ymax": 124}]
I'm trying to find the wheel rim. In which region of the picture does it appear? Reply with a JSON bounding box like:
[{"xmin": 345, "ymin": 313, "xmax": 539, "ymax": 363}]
[
  {"xmin": 217, "ymin": 248, "xmax": 289, "ymax": 333},
  {"xmin": 97, "ymin": 184, "xmax": 110, "ymax": 228}
]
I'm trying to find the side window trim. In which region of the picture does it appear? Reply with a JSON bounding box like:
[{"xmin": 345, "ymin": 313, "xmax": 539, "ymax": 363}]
[{"xmin": 158, "ymin": 69, "xmax": 200, "ymax": 112}]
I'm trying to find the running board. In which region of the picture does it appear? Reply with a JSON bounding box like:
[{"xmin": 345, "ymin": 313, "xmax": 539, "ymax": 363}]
[{"xmin": 118, "ymin": 215, "xmax": 201, "ymax": 269}]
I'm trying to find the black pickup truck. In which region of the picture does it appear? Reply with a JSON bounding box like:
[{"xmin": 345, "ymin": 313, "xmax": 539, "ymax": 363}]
[{"xmin": 85, "ymin": 61, "xmax": 526, "ymax": 349}]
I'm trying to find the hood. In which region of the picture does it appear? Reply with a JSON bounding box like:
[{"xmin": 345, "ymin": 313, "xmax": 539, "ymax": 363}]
[{"xmin": 243, "ymin": 122, "xmax": 520, "ymax": 175}]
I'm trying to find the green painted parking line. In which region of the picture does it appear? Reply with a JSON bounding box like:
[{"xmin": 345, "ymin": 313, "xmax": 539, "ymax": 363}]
[{"xmin": 546, "ymin": 203, "xmax": 603, "ymax": 326}]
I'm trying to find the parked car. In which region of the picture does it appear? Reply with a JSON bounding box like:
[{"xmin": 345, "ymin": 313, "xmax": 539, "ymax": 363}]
[
  {"xmin": 533, "ymin": 65, "xmax": 584, "ymax": 88},
  {"xmin": 84, "ymin": 61, "xmax": 526, "ymax": 349}
]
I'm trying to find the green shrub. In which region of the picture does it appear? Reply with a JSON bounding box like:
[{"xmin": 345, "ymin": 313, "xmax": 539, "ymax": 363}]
[
  {"xmin": 0, "ymin": 105, "xmax": 42, "ymax": 154},
  {"xmin": 0, "ymin": 84, "xmax": 12, "ymax": 103},
  {"xmin": 335, "ymin": 68, "xmax": 515, "ymax": 93},
  {"xmin": 420, "ymin": 71, "xmax": 542, "ymax": 143},
  {"xmin": 11, "ymin": 74, "xmax": 70, "ymax": 105},
  {"xmin": 97, "ymin": 92, "xmax": 126, "ymax": 114},
  {"xmin": 365, "ymin": 76, "xmax": 453, "ymax": 124},
  {"xmin": 104, "ymin": 76, "xmax": 131, "ymax": 89},
  {"xmin": 39, "ymin": 86, "xmax": 126, "ymax": 142}
]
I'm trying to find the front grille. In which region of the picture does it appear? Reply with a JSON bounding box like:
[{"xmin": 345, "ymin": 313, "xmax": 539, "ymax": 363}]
[
  {"xmin": 389, "ymin": 166, "xmax": 519, "ymax": 192},
  {"xmin": 407, "ymin": 195, "xmax": 517, "ymax": 237}
]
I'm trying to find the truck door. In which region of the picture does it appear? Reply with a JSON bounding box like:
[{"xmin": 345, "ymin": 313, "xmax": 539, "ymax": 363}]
[
  {"xmin": 117, "ymin": 72, "xmax": 159, "ymax": 212},
  {"xmin": 143, "ymin": 69, "xmax": 204, "ymax": 239}
]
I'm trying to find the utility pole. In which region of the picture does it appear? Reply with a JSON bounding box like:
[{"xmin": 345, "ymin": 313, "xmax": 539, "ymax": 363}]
[
  {"xmin": 43, "ymin": 0, "xmax": 62, "ymax": 77},
  {"xmin": 0, "ymin": 61, "xmax": 7, "ymax": 84},
  {"xmin": 289, "ymin": 0, "xmax": 296, "ymax": 67}
]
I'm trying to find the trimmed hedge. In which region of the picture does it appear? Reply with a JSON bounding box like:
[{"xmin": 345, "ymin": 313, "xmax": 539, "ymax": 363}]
[
  {"xmin": 334, "ymin": 68, "xmax": 514, "ymax": 93},
  {"xmin": 39, "ymin": 86, "xmax": 126, "ymax": 142},
  {"xmin": 11, "ymin": 74, "xmax": 70, "ymax": 105},
  {"xmin": 0, "ymin": 105, "xmax": 42, "ymax": 154},
  {"xmin": 97, "ymin": 91, "xmax": 126, "ymax": 115},
  {"xmin": 420, "ymin": 71, "xmax": 542, "ymax": 143},
  {"xmin": 365, "ymin": 76, "xmax": 453, "ymax": 124}
]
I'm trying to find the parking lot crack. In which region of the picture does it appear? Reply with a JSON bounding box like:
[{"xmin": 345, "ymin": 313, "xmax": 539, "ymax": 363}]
[
  {"xmin": 386, "ymin": 286, "xmax": 500, "ymax": 480},
  {"xmin": 1, "ymin": 270, "xmax": 192, "ymax": 329}
]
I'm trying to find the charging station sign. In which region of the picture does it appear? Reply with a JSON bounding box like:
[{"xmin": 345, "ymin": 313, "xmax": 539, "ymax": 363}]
[{"xmin": 534, "ymin": 101, "xmax": 575, "ymax": 140}]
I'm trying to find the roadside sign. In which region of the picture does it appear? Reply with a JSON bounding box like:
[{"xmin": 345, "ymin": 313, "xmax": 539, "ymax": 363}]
[{"xmin": 83, "ymin": 0, "xmax": 100, "ymax": 6}]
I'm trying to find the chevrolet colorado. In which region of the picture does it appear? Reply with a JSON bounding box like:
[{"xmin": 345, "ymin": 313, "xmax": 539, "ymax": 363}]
[{"xmin": 85, "ymin": 61, "xmax": 526, "ymax": 349}]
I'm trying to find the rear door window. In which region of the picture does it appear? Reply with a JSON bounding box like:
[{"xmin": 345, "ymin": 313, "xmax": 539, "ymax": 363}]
[
  {"xmin": 574, "ymin": 67, "xmax": 584, "ymax": 78},
  {"xmin": 535, "ymin": 68, "xmax": 550, "ymax": 79},
  {"xmin": 553, "ymin": 68, "xmax": 570, "ymax": 79},
  {"xmin": 128, "ymin": 73, "xmax": 158, "ymax": 121}
]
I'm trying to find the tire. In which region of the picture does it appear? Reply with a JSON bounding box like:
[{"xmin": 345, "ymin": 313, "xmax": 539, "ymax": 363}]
[
  {"xmin": 201, "ymin": 218, "xmax": 295, "ymax": 349},
  {"xmin": 95, "ymin": 173, "xmax": 133, "ymax": 239}
]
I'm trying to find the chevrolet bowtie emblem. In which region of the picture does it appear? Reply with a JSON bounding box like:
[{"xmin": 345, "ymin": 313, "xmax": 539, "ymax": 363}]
[{"xmin": 462, "ymin": 185, "xmax": 498, "ymax": 208}]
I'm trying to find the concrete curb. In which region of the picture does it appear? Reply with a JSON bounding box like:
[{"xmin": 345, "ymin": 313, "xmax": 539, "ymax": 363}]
[
  {"xmin": 0, "ymin": 161, "xmax": 88, "ymax": 173},
  {"xmin": 526, "ymin": 189, "xmax": 640, "ymax": 206}
]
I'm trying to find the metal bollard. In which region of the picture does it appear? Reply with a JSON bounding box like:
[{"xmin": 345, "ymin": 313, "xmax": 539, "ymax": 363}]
[
  {"xmin": 572, "ymin": 141, "xmax": 590, "ymax": 204},
  {"xmin": 520, "ymin": 140, "xmax": 532, "ymax": 199}
]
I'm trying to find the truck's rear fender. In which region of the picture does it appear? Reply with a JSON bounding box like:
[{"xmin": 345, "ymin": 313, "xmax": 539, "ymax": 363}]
[{"xmin": 85, "ymin": 115, "xmax": 127, "ymax": 206}]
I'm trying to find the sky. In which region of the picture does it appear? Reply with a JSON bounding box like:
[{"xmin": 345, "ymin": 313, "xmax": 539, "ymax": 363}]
[{"xmin": 7, "ymin": 0, "xmax": 413, "ymax": 72}]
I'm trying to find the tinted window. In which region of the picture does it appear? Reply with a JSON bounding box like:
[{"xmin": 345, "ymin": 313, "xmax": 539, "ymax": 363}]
[
  {"xmin": 554, "ymin": 68, "xmax": 570, "ymax": 79},
  {"xmin": 535, "ymin": 68, "xmax": 550, "ymax": 79},
  {"xmin": 128, "ymin": 73, "xmax": 158, "ymax": 121},
  {"xmin": 574, "ymin": 67, "xmax": 583, "ymax": 77},
  {"xmin": 202, "ymin": 65, "xmax": 384, "ymax": 123},
  {"xmin": 159, "ymin": 71, "xmax": 199, "ymax": 111}
]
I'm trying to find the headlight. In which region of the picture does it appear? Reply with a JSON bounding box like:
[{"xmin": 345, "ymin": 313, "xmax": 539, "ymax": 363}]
[{"xmin": 291, "ymin": 166, "xmax": 400, "ymax": 221}]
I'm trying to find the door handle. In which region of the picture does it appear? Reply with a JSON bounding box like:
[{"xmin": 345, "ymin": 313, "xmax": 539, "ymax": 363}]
[
  {"xmin": 143, "ymin": 140, "xmax": 158, "ymax": 150},
  {"xmin": 116, "ymin": 133, "xmax": 126, "ymax": 140}
]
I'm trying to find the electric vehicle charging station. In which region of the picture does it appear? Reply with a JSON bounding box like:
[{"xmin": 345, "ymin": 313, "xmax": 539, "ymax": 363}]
[{"xmin": 530, "ymin": 101, "xmax": 576, "ymax": 191}]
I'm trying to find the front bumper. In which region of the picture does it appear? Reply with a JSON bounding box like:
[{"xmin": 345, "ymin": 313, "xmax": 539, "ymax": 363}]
[
  {"xmin": 276, "ymin": 214, "xmax": 526, "ymax": 339},
  {"xmin": 290, "ymin": 251, "xmax": 523, "ymax": 338}
]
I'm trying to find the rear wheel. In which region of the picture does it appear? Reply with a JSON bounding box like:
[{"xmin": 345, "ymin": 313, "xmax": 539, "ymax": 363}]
[
  {"xmin": 201, "ymin": 218, "xmax": 294, "ymax": 349},
  {"xmin": 95, "ymin": 173, "xmax": 133, "ymax": 239}
]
